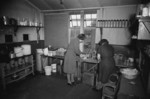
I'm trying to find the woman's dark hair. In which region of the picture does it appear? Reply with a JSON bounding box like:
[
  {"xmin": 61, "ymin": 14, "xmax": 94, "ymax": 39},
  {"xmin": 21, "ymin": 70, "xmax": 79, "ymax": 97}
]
[
  {"xmin": 98, "ymin": 39, "xmax": 109, "ymax": 45},
  {"xmin": 77, "ymin": 34, "xmax": 86, "ymax": 40}
]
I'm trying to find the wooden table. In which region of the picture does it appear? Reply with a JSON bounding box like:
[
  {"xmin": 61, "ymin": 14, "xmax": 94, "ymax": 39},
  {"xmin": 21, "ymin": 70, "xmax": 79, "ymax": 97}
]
[
  {"xmin": 81, "ymin": 58, "xmax": 99, "ymax": 87},
  {"xmin": 41, "ymin": 55, "xmax": 64, "ymax": 74},
  {"xmin": 41, "ymin": 55, "xmax": 100, "ymax": 86}
]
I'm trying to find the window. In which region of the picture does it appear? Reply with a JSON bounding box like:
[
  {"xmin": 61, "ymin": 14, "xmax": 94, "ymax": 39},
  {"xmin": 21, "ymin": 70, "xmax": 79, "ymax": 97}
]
[
  {"xmin": 5, "ymin": 34, "xmax": 13, "ymax": 43},
  {"xmin": 84, "ymin": 13, "xmax": 97, "ymax": 27},
  {"xmin": 70, "ymin": 14, "xmax": 81, "ymax": 28},
  {"xmin": 23, "ymin": 34, "xmax": 29, "ymax": 41},
  {"xmin": 69, "ymin": 10, "xmax": 97, "ymax": 52},
  {"xmin": 69, "ymin": 13, "xmax": 97, "ymax": 28}
]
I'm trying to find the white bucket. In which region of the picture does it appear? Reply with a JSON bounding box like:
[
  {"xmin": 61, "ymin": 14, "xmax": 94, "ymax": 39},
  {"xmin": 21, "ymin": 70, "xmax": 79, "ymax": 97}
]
[
  {"xmin": 51, "ymin": 64, "xmax": 57, "ymax": 73},
  {"xmin": 36, "ymin": 49, "xmax": 43, "ymax": 54},
  {"xmin": 44, "ymin": 66, "xmax": 51, "ymax": 76}
]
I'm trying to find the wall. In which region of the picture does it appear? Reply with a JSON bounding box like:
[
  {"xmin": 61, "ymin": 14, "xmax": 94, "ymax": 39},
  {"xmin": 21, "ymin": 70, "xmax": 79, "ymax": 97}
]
[
  {"xmin": 0, "ymin": 0, "xmax": 44, "ymax": 44},
  {"xmin": 44, "ymin": 13, "xmax": 69, "ymax": 48},
  {"xmin": 44, "ymin": 5, "xmax": 137, "ymax": 48},
  {"xmin": 97, "ymin": 5, "xmax": 137, "ymax": 45}
]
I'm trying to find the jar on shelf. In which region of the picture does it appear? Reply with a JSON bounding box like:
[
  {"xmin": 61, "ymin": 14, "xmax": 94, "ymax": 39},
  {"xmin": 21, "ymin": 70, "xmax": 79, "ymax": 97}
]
[
  {"xmin": 142, "ymin": 5, "xmax": 149, "ymax": 17},
  {"xmin": 148, "ymin": 3, "xmax": 150, "ymax": 16},
  {"xmin": 137, "ymin": 4, "xmax": 144, "ymax": 16}
]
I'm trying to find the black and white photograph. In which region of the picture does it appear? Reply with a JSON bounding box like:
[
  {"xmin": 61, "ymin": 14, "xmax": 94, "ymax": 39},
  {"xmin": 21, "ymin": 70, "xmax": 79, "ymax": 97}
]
[{"xmin": 0, "ymin": 0, "xmax": 150, "ymax": 99}]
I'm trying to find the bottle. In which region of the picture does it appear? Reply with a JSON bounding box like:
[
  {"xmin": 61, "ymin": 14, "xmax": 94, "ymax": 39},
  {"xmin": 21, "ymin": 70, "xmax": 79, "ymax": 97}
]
[
  {"xmin": 107, "ymin": 20, "xmax": 110, "ymax": 27},
  {"xmin": 137, "ymin": 4, "xmax": 144, "ymax": 16},
  {"xmin": 148, "ymin": 3, "xmax": 150, "ymax": 16},
  {"xmin": 142, "ymin": 4, "xmax": 149, "ymax": 17},
  {"xmin": 118, "ymin": 20, "xmax": 122, "ymax": 28},
  {"xmin": 116, "ymin": 20, "xmax": 119, "ymax": 28},
  {"xmin": 98, "ymin": 20, "xmax": 102, "ymax": 27},
  {"xmin": 105, "ymin": 20, "xmax": 108, "ymax": 27},
  {"xmin": 110, "ymin": 20, "xmax": 114, "ymax": 27}
]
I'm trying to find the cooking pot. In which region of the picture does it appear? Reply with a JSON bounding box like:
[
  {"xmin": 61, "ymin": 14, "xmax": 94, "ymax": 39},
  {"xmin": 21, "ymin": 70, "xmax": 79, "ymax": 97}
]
[{"xmin": 0, "ymin": 16, "xmax": 10, "ymax": 25}]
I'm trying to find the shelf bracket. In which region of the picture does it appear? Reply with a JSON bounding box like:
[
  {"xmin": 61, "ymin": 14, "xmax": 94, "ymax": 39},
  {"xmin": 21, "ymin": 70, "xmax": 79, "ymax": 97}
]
[{"xmin": 36, "ymin": 26, "xmax": 41, "ymax": 43}]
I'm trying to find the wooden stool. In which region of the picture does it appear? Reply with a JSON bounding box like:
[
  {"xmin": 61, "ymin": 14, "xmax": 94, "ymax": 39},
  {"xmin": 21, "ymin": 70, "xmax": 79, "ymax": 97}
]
[{"xmin": 102, "ymin": 73, "xmax": 120, "ymax": 99}]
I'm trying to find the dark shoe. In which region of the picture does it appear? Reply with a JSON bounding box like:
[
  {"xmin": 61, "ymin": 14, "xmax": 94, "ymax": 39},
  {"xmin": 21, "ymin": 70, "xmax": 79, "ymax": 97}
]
[
  {"xmin": 71, "ymin": 82, "xmax": 76, "ymax": 86},
  {"xmin": 67, "ymin": 83, "xmax": 72, "ymax": 86}
]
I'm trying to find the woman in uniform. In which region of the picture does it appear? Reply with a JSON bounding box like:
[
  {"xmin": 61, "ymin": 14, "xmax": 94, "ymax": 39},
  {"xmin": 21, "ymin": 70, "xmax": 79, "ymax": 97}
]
[
  {"xmin": 96, "ymin": 39, "xmax": 117, "ymax": 89},
  {"xmin": 63, "ymin": 34, "xmax": 86, "ymax": 86}
]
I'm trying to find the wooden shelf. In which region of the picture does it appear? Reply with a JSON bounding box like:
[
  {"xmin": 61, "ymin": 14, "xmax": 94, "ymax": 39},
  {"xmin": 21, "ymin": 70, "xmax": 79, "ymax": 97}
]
[
  {"xmin": 0, "ymin": 54, "xmax": 34, "ymax": 90},
  {"xmin": 5, "ymin": 64, "xmax": 33, "ymax": 77},
  {"xmin": 137, "ymin": 16, "xmax": 150, "ymax": 22},
  {"xmin": 0, "ymin": 24, "xmax": 43, "ymax": 28}
]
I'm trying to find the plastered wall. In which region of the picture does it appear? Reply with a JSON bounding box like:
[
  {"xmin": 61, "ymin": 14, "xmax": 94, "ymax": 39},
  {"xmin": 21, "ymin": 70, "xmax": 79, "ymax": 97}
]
[{"xmin": 96, "ymin": 5, "xmax": 137, "ymax": 45}]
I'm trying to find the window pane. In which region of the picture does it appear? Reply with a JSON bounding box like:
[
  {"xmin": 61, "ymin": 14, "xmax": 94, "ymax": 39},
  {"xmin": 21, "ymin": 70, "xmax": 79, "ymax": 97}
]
[
  {"xmin": 86, "ymin": 21, "xmax": 91, "ymax": 26},
  {"xmin": 71, "ymin": 15, "xmax": 76, "ymax": 19},
  {"xmin": 77, "ymin": 21, "xmax": 80, "ymax": 26},
  {"xmin": 70, "ymin": 21, "xmax": 72, "ymax": 27},
  {"xmin": 72, "ymin": 21, "xmax": 77, "ymax": 26},
  {"xmin": 85, "ymin": 14, "xmax": 91, "ymax": 19},
  {"xmin": 92, "ymin": 14, "xmax": 97, "ymax": 19},
  {"xmin": 76, "ymin": 15, "xmax": 81, "ymax": 19},
  {"xmin": 70, "ymin": 16, "xmax": 72, "ymax": 20},
  {"xmin": 70, "ymin": 14, "xmax": 81, "ymax": 20}
]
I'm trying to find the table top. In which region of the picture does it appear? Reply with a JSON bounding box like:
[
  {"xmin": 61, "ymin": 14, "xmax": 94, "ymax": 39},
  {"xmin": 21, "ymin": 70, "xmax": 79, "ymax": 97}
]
[
  {"xmin": 42, "ymin": 55, "xmax": 99, "ymax": 64},
  {"xmin": 42, "ymin": 55, "xmax": 64, "ymax": 59},
  {"xmin": 81, "ymin": 58, "xmax": 99, "ymax": 64}
]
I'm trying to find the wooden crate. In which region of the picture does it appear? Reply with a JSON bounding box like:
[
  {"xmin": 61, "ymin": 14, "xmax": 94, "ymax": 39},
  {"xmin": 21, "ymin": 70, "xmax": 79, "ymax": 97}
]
[{"xmin": 82, "ymin": 72, "xmax": 95, "ymax": 86}]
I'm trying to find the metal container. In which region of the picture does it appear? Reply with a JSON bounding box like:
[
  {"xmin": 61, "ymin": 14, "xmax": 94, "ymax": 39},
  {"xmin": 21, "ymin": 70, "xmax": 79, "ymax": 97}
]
[{"xmin": 0, "ymin": 16, "xmax": 10, "ymax": 25}]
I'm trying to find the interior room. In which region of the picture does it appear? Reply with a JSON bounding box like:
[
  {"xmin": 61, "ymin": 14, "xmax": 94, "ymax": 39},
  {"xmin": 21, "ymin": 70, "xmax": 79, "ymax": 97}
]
[{"xmin": 0, "ymin": 0, "xmax": 150, "ymax": 99}]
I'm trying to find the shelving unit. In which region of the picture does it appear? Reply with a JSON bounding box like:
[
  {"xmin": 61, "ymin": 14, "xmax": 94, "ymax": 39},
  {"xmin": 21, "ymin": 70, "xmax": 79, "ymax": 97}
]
[
  {"xmin": 137, "ymin": 16, "xmax": 150, "ymax": 35},
  {"xmin": 97, "ymin": 19, "xmax": 129, "ymax": 39},
  {"xmin": 97, "ymin": 19, "xmax": 129, "ymax": 28},
  {"xmin": 136, "ymin": 16, "xmax": 150, "ymax": 95},
  {"xmin": 0, "ymin": 24, "xmax": 43, "ymax": 43},
  {"xmin": 0, "ymin": 24, "xmax": 43, "ymax": 32},
  {"xmin": 0, "ymin": 54, "xmax": 34, "ymax": 90}
]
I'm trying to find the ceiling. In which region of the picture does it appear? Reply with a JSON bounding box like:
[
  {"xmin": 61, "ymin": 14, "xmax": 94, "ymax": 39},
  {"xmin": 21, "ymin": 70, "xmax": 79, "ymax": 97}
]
[{"xmin": 27, "ymin": 0, "xmax": 142, "ymax": 12}]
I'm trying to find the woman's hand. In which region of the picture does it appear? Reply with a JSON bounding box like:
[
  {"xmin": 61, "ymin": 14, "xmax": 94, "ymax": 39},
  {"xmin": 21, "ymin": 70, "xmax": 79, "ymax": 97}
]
[{"xmin": 97, "ymin": 53, "xmax": 101, "ymax": 60}]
